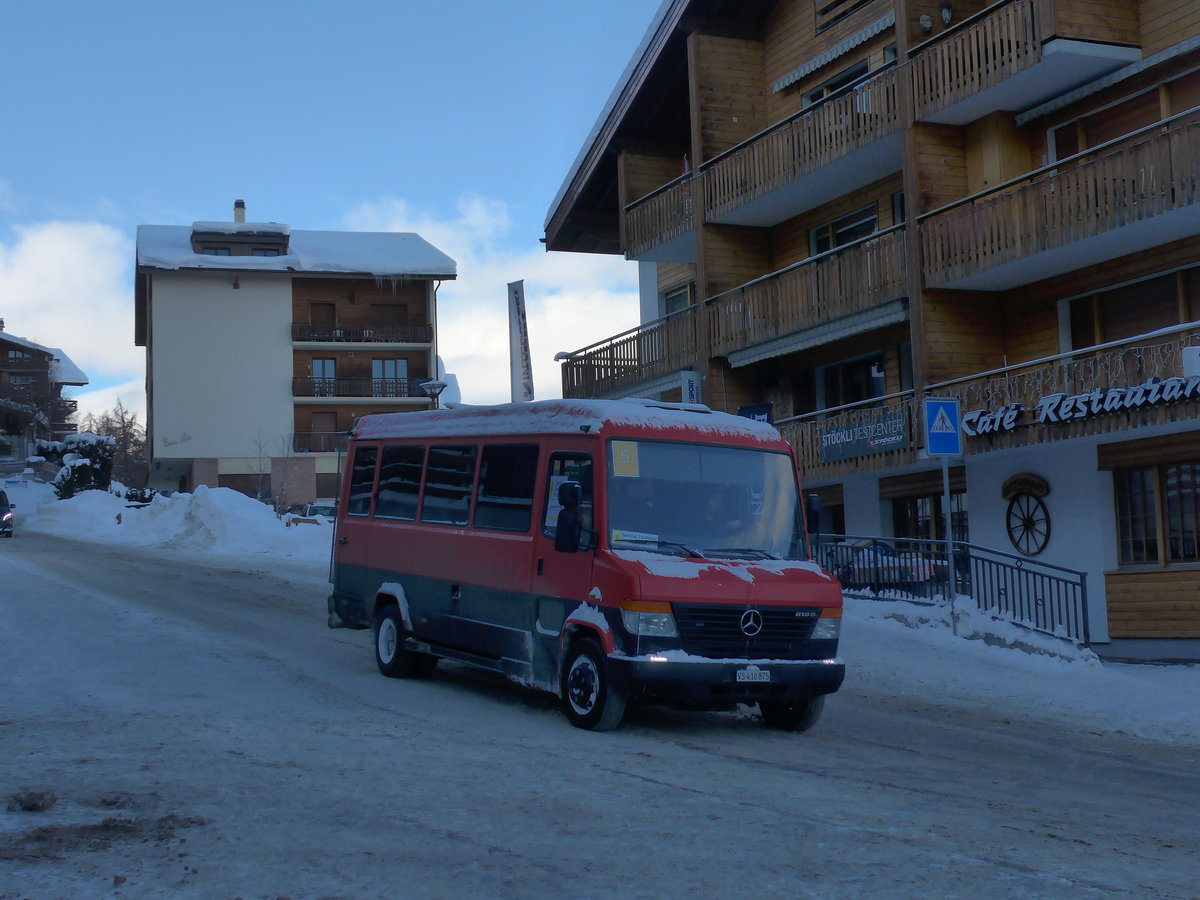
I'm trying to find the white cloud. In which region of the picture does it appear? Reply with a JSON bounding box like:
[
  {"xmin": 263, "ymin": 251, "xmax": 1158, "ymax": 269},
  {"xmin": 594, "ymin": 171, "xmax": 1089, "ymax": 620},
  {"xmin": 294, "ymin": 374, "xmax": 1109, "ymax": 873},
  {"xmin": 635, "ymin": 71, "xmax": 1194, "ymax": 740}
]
[
  {"xmin": 343, "ymin": 194, "xmax": 640, "ymax": 403},
  {"xmin": 0, "ymin": 221, "xmax": 142, "ymax": 399},
  {"xmin": 71, "ymin": 377, "xmax": 147, "ymax": 429}
]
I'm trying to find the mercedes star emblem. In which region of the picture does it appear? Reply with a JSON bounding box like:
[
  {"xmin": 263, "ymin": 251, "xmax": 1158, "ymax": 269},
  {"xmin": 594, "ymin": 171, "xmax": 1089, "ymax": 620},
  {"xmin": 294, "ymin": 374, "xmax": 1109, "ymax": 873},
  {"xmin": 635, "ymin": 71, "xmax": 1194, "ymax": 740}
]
[{"xmin": 740, "ymin": 609, "xmax": 763, "ymax": 636}]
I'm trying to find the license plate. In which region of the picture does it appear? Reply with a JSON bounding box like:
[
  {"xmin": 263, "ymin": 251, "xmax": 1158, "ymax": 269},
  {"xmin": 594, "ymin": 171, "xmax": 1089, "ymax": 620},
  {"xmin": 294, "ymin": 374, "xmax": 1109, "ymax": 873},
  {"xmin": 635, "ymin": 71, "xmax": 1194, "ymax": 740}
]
[{"xmin": 736, "ymin": 666, "xmax": 771, "ymax": 683}]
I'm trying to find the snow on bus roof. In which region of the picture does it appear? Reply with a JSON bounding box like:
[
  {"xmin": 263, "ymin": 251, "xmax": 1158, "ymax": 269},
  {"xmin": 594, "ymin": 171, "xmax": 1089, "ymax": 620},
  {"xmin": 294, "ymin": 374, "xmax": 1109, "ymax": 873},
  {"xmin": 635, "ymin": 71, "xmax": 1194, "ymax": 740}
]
[{"xmin": 352, "ymin": 398, "xmax": 784, "ymax": 444}]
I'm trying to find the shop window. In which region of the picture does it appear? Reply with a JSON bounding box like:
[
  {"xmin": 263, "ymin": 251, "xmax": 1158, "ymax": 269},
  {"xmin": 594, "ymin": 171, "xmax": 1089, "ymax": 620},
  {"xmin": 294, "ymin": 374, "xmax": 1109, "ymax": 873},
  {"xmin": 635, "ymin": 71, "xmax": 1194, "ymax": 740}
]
[
  {"xmin": 1114, "ymin": 462, "xmax": 1200, "ymax": 566},
  {"xmin": 811, "ymin": 204, "xmax": 877, "ymax": 256},
  {"xmin": 892, "ymin": 491, "xmax": 969, "ymax": 543}
]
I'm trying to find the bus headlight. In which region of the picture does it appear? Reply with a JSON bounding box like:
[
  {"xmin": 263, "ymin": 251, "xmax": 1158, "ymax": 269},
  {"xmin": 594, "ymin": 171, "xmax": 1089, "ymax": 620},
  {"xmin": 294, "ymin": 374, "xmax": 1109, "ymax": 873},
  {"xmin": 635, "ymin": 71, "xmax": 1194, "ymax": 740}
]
[
  {"xmin": 620, "ymin": 602, "xmax": 678, "ymax": 637},
  {"xmin": 811, "ymin": 613, "xmax": 841, "ymax": 640}
]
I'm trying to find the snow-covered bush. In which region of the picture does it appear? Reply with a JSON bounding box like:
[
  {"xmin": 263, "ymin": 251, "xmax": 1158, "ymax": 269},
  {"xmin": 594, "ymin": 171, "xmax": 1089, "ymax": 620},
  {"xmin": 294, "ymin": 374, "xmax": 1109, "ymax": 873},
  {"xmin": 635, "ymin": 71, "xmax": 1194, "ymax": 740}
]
[{"xmin": 36, "ymin": 433, "xmax": 116, "ymax": 499}]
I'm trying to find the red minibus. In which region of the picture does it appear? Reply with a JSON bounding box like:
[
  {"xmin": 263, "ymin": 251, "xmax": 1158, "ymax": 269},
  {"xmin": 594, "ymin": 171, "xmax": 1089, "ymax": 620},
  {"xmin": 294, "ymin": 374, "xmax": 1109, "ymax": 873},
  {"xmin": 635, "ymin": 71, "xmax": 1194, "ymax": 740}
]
[{"xmin": 327, "ymin": 398, "xmax": 844, "ymax": 731}]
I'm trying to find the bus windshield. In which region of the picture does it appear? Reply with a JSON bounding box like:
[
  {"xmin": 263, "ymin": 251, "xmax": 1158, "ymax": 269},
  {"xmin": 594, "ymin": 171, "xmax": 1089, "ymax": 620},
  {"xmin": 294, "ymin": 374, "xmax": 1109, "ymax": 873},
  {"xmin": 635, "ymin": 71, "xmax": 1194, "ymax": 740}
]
[{"xmin": 606, "ymin": 439, "xmax": 805, "ymax": 560}]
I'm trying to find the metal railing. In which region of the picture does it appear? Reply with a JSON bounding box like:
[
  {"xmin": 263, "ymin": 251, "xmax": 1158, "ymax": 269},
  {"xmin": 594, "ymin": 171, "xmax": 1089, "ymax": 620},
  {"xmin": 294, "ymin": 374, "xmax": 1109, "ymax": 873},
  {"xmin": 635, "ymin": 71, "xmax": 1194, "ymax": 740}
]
[
  {"xmin": 291, "ymin": 323, "xmax": 433, "ymax": 343},
  {"xmin": 292, "ymin": 377, "xmax": 428, "ymax": 399},
  {"xmin": 815, "ymin": 533, "xmax": 1090, "ymax": 642}
]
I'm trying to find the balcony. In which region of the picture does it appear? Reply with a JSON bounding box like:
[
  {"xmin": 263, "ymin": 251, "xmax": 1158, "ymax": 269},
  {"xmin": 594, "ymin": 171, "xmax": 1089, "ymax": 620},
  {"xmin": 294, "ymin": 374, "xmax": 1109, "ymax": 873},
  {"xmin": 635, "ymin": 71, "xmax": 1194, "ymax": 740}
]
[
  {"xmin": 778, "ymin": 394, "xmax": 922, "ymax": 477},
  {"xmin": 291, "ymin": 323, "xmax": 433, "ymax": 344},
  {"xmin": 560, "ymin": 309, "xmax": 697, "ymax": 399},
  {"xmin": 910, "ymin": 0, "xmax": 1140, "ymax": 125},
  {"xmin": 293, "ymin": 431, "xmax": 350, "ymax": 454},
  {"xmin": 707, "ymin": 227, "xmax": 908, "ymax": 364},
  {"xmin": 292, "ymin": 377, "xmax": 431, "ymax": 401},
  {"xmin": 922, "ymin": 107, "xmax": 1200, "ymax": 290},
  {"xmin": 933, "ymin": 322, "xmax": 1200, "ymax": 453},
  {"xmin": 622, "ymin": 176, "xmax": 695, "ymax": 262},
  {"xmin": 778, "ymin": 323, "xmax": 1200, "ymax": 478},
  {"xmin": 705, "ymin": 70, "xmax": 901, "ymax": 227}
]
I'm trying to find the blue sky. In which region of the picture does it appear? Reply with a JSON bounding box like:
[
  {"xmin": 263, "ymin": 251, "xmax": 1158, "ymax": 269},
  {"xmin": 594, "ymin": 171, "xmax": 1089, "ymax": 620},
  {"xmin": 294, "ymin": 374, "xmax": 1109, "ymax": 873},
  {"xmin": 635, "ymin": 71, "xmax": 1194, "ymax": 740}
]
[{"xmin": 0, "ymin": 1, "xmax": 656, "ymax": 418}]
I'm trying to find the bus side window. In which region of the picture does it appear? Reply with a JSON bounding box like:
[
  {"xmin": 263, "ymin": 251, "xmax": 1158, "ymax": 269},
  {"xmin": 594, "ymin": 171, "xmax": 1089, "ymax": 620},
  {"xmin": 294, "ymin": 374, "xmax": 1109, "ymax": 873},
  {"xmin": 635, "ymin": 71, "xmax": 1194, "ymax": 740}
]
[
  {"xmin": 475, "ymin": 444, "xmax": 539, "ymax": 532},
  {"xmin": 376, "ymin": 445, "xmax": 425, "ymax": 521},
  {"xmin": 420, "ymin": 445, "xmax": 477, "ymax": 526},
  {"xmin": 542, "ymin": 452, "xmax": 593, "ymax": 540},
  {"xmin": 347, "ymin": 445, "xmax": 379, "ymax": 516}
]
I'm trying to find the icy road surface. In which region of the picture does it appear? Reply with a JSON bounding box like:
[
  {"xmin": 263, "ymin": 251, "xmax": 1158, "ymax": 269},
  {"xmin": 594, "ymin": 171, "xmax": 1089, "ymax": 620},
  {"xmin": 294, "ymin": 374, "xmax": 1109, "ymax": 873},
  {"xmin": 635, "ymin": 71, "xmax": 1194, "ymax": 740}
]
[{"xmin": 2, "ymin": 531, "xmax": 1198, "ymax": 900}]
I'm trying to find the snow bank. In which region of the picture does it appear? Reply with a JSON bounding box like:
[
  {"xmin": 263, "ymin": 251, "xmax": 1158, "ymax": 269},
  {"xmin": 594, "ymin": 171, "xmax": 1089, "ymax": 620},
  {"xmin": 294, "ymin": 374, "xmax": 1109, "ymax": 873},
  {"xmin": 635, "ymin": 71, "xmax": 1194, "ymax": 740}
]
[{"xmin": 20, "ymin": 483, "xmax": 331, "ymax": 561}]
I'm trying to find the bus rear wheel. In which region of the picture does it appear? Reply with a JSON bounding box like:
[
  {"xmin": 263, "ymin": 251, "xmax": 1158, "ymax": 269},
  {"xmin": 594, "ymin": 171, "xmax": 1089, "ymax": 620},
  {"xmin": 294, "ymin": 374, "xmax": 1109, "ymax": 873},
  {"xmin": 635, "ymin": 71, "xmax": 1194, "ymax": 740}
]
[
  {"xmin": 374, "ymin": 604, "xmax": 437, "ymax": 679},
  {"xmin": 759, "ymin": 696, "xmax": 825, "ymax": 732},
  {"xmin": 562, "ymin": 639, "xmax": 625, "ymax": 731}
]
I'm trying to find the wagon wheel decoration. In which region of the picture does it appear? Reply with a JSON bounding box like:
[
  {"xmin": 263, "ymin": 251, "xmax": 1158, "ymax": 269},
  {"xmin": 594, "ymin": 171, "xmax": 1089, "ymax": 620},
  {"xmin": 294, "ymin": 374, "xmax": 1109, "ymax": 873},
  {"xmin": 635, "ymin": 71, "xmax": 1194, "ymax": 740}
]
[{"xmin": 1006, "ymin": 492, "xmax": 1050, "ymax": 556}]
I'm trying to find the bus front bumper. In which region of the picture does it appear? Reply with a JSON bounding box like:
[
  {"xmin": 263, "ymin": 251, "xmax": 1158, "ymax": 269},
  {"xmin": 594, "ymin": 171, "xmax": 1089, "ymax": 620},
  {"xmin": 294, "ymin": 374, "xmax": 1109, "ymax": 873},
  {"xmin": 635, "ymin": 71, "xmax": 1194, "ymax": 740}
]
[{"xmin": 608, "ymin": 655, "xmax": 845, "ymax": 707}]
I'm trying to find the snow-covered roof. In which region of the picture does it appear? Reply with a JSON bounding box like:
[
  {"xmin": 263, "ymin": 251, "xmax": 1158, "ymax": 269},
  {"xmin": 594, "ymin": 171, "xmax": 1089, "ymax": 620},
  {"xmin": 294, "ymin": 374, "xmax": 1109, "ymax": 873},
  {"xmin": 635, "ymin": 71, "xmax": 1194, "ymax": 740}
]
[
  {"xmin": 136, "ymin": 224, "xmax": 457, "ymax": 278},
  {"xmin": 353, "ymin": 398, "xmax": 784, "ymax": 444},
  {"xmin": 0, "ymin": 332, "xmax": 89, "ymax": 385}
]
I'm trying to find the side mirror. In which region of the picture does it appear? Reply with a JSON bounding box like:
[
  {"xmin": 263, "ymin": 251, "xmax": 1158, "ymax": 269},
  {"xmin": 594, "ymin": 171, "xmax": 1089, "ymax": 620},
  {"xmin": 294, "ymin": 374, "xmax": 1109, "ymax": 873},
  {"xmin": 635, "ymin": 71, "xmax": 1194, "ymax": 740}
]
[{"xmin": 555, "ymin": 480, "xmax": 583, "ymax": 553}]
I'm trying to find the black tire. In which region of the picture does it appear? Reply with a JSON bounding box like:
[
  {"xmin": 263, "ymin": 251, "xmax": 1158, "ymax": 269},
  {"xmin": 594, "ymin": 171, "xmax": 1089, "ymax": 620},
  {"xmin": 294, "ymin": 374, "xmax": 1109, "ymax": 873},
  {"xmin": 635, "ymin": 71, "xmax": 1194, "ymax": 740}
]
[
  {"xmin": 759, "ymin": 695, "xmax": 825, "ymax": 732},
  {"xmin": 373, "ymin": 604, "xmax": 437, "ymax": 679},
  {"xmin": 562, "ymin": 639, "xmax": 626, "ymax": 731}
]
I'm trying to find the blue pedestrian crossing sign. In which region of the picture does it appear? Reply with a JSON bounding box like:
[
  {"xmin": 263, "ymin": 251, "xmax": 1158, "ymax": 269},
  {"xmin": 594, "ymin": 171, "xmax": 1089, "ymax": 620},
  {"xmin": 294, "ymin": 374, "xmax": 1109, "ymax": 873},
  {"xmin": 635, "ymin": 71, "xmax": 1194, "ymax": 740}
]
[{"xmin": 924, "ymin": 397, "xmax": 962, "ymax": 456}]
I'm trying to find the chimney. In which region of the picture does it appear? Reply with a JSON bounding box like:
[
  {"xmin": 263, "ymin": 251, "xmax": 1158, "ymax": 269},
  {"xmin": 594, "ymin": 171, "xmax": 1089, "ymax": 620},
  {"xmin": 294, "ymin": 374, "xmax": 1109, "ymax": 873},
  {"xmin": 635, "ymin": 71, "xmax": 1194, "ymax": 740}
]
[{"xmin": 234, "ymin": 199, "xmax": 246, "ymax": 223}]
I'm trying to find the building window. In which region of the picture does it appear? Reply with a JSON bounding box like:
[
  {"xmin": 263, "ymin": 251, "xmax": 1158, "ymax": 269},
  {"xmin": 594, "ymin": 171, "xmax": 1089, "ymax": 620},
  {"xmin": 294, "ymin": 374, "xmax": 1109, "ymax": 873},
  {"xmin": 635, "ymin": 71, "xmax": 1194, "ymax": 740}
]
[
  {"xmin": 1114, "ymin": 462, "xmax": 1200, "ymax": 566},
  {"xmin": 893, "ymin": 491, "xmax": 969, "ymax": 543},
  {"xmin": 1067, "ymin": 272, "xmax": 1182, "ymax": 351},
  {"xmin": 811, "ymin": 204, "xmax": 877, "ymax": 255},
  {"xmin": 817, "ymin": 353, "xmax": 884, "ymax": 410},
  {"xmin": 803, "ymin": 60, "xmax": 869, "ymax": 106},
  {"xmin": 201, "ymin": 247, "xmax": 231, "ymax": 256},
  {"xmin": 312, "ymin": 358, "xmax": 336, "ymax": 396},
  {"xmin": 663, "ymin": 283, "xmax": 695, "ymax": 317},
  {"xmin": 372, "ymin": 358, "xmax": 408, "ymax": 397},
  {"xmin": 814, "ymin": 0, "xmax": 874, "ymax": 33},
  {"xmin": 251, "ymin": 248, "xmax": 280, "ymax": 256}
]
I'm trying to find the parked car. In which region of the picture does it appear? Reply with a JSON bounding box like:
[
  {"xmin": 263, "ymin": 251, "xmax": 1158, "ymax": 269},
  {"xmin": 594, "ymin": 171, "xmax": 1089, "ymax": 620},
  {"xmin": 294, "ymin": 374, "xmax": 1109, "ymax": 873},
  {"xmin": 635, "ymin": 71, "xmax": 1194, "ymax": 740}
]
[
  {"xmin": 302, "ymin": 499, "xmax": 337, "ymax": 519},
  {"xmin": 826, "ymin": 539, "xmax": 937, "ymax": 591},
  {"xmin": 0, "ymin": 489, "xmax": 15, "ymax": 537}
]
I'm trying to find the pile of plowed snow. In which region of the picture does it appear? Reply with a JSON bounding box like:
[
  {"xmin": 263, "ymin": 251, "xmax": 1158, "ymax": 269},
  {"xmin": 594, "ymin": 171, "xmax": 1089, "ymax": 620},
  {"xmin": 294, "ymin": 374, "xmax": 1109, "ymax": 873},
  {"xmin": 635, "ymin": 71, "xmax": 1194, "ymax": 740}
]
[{"xmin": 18, "ymin": 483, "xmax": 331, "ymax": 560}]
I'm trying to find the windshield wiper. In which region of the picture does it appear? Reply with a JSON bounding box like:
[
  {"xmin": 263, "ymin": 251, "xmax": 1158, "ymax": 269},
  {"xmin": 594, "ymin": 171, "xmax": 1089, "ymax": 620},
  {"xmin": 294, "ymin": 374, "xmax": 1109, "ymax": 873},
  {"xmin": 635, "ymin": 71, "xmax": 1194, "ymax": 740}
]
[
  {"xmin": 619, "ymin": 538, "xmax": 705, "ymax": 558},
  {"xmin": 702, "ymin": 547, "xmax": 780, "ymax": 560}
]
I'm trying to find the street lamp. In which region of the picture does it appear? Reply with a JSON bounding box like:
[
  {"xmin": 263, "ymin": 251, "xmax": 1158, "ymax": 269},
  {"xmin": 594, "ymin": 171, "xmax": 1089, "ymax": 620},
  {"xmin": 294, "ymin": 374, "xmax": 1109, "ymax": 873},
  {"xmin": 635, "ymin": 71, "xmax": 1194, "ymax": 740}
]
[{"xmin": 420, "ymin": 379, "xmax": 447, "ymax": 409}]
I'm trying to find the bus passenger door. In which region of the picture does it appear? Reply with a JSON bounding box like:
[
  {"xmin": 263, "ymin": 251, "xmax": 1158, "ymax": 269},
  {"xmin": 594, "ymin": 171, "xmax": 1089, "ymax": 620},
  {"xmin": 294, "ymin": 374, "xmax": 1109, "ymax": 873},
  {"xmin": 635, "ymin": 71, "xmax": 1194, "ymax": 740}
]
[{"xmin": 530, "ymin": 451, "xmax": 596, "ymax": 685}]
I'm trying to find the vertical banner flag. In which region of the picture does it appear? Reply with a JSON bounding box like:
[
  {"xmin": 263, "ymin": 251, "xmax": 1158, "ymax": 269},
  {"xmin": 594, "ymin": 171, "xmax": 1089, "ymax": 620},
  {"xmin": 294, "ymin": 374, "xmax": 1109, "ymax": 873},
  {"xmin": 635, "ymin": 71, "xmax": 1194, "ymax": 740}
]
[{"xmin": 508, "ymin": 280, "xmax": 534, "ymax": 402}]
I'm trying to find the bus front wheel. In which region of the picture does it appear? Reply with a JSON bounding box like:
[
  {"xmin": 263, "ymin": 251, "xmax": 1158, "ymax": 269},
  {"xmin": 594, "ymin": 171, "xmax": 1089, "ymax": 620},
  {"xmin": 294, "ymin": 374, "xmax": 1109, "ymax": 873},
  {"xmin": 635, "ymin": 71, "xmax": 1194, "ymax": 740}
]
[
  {"xmin": 562, "ymin": 639, "xmax": 626, "ymax": 731},
  {"xmin": 374, "ymin": 605, "xmax": 437, "ymax": 678},
  {"xmin": 759, "ymin": 695, "xmax": 825, "ymax": 732}
]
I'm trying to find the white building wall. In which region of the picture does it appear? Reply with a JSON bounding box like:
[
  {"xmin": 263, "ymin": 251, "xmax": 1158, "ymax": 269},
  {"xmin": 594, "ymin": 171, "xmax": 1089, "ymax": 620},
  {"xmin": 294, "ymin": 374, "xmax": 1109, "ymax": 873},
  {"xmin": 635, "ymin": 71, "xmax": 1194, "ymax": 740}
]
[
  {"xmin": 150, "ymin": 271, "xmax": 294, "ymax": 463},
  {"xmin": 638, "ymin": 261, "xmax": 659, "ymax": 323},
  {"xmin": 964, "ymin": 440, "xmax": 1117, "ymax": 643}
]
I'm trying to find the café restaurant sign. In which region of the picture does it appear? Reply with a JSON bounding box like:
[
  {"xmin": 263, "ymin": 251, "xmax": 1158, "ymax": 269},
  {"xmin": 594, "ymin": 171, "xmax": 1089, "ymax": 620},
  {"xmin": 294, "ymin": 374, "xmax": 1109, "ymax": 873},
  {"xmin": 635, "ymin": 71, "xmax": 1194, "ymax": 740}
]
[
  {"xmin": 962, "ymin": 375, "xmax": 1200, "ymax": 437},
  {"xmin": 819, "ymin": 407, "xmax": 908, "ymax": 461}
]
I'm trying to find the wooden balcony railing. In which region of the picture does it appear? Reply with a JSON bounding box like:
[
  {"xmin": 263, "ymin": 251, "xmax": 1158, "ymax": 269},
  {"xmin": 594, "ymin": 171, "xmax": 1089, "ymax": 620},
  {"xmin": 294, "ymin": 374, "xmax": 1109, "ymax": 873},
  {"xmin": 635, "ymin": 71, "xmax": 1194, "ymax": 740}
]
[
  {"xmin": 932, "ymin": 322, "xmax": 1200, "ymax": 451},
  {"xmin": 922, "ymin": 106, "xmax": 1200, "ymax": 286},
  {"xmin": 707, "ymin": 227, "xmax": 907, "ymax": 358},
  {"xmin": 292, "ymin": 377, "xmax": 428, "ymax": 399},
  {"xmin": 911, "ymin": 0, "xmax": 1045, "ymax": 120},
  {"xmin": 293, "ymin": 431, "xmax": 350, "ymax": 453},
  {"xmin": 704, "ymin": 69, "xmax": 900, "ymax": 221},
  {"xmin": 560, "ymin": 309, "xmax": 697, "ymax": 399},
  {"xmin": 291, "ymin": 323, "xmax": 433, "ymax": 343},
  {"xmin": 779, "ymin": 322, "xmax": 1200, "ymax": 477},
  {"xmin": 622, "ymin": 175, "xmax": 695, "ymax": 260},
  {"xmin": 778, "ymin": 393, "xmax": 922, "ymax": 476}
]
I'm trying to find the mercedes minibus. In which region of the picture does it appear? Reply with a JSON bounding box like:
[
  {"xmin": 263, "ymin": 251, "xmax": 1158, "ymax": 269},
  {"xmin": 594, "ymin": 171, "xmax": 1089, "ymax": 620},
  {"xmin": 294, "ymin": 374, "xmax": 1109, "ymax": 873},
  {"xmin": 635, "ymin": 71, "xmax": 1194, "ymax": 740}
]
[{"xmin": 327, "ymin": 398, "xmax": 844, "ymax": 731}]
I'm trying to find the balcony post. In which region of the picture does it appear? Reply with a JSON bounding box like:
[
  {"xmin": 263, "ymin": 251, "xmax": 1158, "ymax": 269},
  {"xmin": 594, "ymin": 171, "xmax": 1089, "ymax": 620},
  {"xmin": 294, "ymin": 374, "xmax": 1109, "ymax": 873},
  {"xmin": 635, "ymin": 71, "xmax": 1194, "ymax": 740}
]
[{"xmin": 899, "ymin": 59, "xmax": 929, "ymax": 394}]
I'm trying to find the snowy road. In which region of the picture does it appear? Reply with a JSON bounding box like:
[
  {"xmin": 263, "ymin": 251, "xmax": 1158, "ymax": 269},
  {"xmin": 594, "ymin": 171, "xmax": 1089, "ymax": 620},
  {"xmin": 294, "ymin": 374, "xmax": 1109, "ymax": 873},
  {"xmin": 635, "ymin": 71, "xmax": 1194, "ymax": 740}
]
[{"xmin": 2, "ymin": 531, "xmax": 1198, "ymax": 899}]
